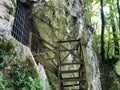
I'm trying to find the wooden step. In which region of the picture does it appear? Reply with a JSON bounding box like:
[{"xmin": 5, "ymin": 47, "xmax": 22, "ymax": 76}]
[
  {"xmin": 56, "ymin": 39, "xmax": 80, "ymax": 43},
  {"xmin": 61, "ymin": 70, "xmax": 80, "ymax": 73},
  {"xmin": 59, "ymin": 48, "xmax": 77, "ymax": 52},
  {"xmin": 60, "ymin": 77, "xmax": 85, "ymax": 82},
  {"xmin": 63, "ymin": 84, "xmax": 80, "ymax": 87},
  {"xmin": 60, "ymin": 62, "xmax": 84, "ymax": 66}
]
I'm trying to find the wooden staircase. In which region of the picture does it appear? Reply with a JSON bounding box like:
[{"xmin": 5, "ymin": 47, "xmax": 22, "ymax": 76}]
[
  {"xmin": 56, "ymin": 39, "xmax": 87, "ymax": 90},
  {"xmin": 28, "ymin": 33, "xmax": 87, "ymax": 90},
  {"xmin": 57, "ymin": 60, "xmax": 86, "ymax": 90}
]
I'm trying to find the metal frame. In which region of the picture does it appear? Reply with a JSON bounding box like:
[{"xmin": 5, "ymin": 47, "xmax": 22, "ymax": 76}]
[{"xmin": 12, "ymin": 0, "xmax": 32, "ymax": 46}]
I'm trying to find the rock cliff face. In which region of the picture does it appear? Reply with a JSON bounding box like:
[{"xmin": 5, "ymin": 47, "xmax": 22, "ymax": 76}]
[
  {"xmin": 32, "ymin": 0, "xmax": 102, "ymax": 90},
  {"xmin": 0, "ymin": 35, "xmax": 40, "ymax": 77},
  {"xmin": 0, "ymin": 0, "xmax": 15, "ymax": 36},
  {"xmin": 32, "ymin": 0, "xmax": 84, "ymax": 43},
  {"xmin": 0, "ymin": 0, "xmax": 102, "ymax": 90},
  {"xmin": 0, "ymin": 0, "xmax": 49, "ymax": 90}
]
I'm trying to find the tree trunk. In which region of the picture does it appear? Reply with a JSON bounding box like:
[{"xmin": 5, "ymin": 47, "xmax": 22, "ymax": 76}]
[
  {"xmin": 111, "ymin": 21, "xmax": 119, "ymax": 55},
  {"xmin": 100, "ymin": 0, "xmax": 105, "ymax": 61},
  {"xmin": 117, "ymin": 0, "xmax": 120, "ymax": 30}
]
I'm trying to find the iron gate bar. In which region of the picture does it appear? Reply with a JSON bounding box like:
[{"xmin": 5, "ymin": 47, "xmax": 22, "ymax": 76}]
[{"xmin": 12, "ymin": 0, "xmax": 39, "ymax": 52}]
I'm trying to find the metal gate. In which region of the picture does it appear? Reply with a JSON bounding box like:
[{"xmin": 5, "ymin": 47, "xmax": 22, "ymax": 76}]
[{"xmin": 11, "ymin": 0, "xmax": 32, "ymax": 46}]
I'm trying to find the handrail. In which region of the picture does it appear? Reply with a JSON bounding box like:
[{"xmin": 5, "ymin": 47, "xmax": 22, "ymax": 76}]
[{"xmin": 30, "ymin": 32, "xmax": 57, "ymax": 49}]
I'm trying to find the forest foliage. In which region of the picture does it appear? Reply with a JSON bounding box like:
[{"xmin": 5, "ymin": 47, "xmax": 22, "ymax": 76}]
[
  {"xmin": 84, "ymin": 0, "xmax": 120, "ymax": 74},
  {"xmin": 0, "ymin": 0, "xmax": 120, "ymax": 89},
  {"xmin": 0, "ymin": 48, "xmax": 52, "ymax": 90},
  {"xmin": 0, "ymin": 49, "xmax": 43, "ymax": 90}
]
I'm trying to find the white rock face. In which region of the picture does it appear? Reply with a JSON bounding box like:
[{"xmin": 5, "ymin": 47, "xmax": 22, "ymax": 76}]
[
  {"xmin": 38, "ymin": 63, "xmax": 49, "ymax": 90},
  {"xmin": 83, "ymin": 29, "xmax": 102, "ymax": 90},
  {"xmin": 0, "ymin": 0, "xmax": 16, "ymax": 36}
]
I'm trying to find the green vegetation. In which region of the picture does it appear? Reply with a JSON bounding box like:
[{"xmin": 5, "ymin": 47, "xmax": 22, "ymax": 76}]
[
  {"xmin": 85, "ymin": 0, "xmax": 120, "ymax": 60},
  {"xmin": 0, "ymin": 49, "xmax": 42, "ymax": 90},
  {"xmin": 115, "ymin": 60, "xmax": 120, "ymax": 75},
  {"xmin": 79, "ymin": 83, "xmax": 86, "ymax": 90},
  {"xmin": 84, "ymin": 0, "xmax": 120, "ymax": 89},
  {"xmin": 85, "ymin": 0, "xmax": 120, "ymax": 69}
]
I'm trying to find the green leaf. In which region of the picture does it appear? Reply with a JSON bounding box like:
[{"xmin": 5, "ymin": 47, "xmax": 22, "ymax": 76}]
[
  {"xmin": 0, "ymin": 76, "xmax": 3, "ymax": 82},
  {"xmin": 0, "ymin": 83, "xmax": 5, "ymax": 89},
  {"xmin": 22, "ymin": 87, "xmax": 29, "ymax": 90},
  {"xmin": 115, "ymin": 60, "xmax": 120, "ymax": 75},
  {"xmin": 28, "ymin": 77, "xmax": 33, "ymax": 81}
]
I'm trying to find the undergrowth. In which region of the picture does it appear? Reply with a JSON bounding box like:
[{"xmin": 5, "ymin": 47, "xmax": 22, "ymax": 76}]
[{"xmin": 0, "ymin": 49, "xmax": 42, "ymax": 90}]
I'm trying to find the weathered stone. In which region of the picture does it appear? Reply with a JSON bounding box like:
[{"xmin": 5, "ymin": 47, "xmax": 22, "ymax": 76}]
[
  {"xmin": 0, "ymin": 35, "xmax": 40, "ymax": 78},
  {"xmin": 32, "ymin": 0, "xmax": 102, "ymax": 90},
  {"xmin": 0, "ymin": 0, "xmax": 16, "ymax": 36},
  {"xmin": 0, "ymin": 0, "xmax": 111, "ymax": 90}
]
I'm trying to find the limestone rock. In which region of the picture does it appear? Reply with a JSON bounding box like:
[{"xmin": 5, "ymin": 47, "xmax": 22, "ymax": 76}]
[
  {"xmin": 32, "ymin": 0, "xmax": 102, "ymax": 90},
  {"xmin": 0, "ymin": 0, "xmax": 16, "ymax": 36}
]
